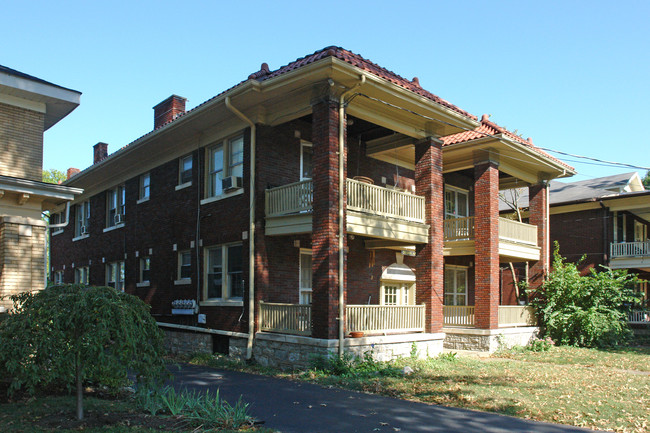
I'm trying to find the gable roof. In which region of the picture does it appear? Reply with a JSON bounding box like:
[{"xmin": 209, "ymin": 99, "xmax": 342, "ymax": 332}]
[{"xmin": 556, "ymin": 172, "xmax": 643, "ymax": 193}]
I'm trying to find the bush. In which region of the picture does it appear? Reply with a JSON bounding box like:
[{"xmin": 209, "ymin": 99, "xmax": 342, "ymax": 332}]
[
  {"xmin": 0, "ymin": 284, "xmax": 167, "ymax": 420},
  {"xmin": 529, "ymin": 244, "xmax": 644, "ymax": 348}
]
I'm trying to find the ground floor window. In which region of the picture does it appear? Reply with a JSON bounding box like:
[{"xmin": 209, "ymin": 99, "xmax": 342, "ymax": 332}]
[
  {"xmin": 444, "ymin": 265, "xmax": 467, "ymax": 305},
  {"xmin": 53, "ymin": 270, "xmax": 64, "ymax": 284},
  {"xmin": 140, "ymin": 257, "xmax": 151, "ymax": 283},
  {"xmin": 178, "ymin": 250, "xmax": 192, "ymax": 280},
  {"xmin": 106, "ymin": 261, "xmax": 125, "ymax": 291},
  {"xmin": 75, "ymin": 266, "xmax": 89, "ymax": 285},
  {"xmin": 204, "ymin": 243, "xmax": 243, "ymax": 301},
  {"xmin": 380, "ymin": 282, "xmax": 415, "ymax": 305},
  {"xmin": 299, "ymin": 249, "xmax": 312, "ymax": 304}
]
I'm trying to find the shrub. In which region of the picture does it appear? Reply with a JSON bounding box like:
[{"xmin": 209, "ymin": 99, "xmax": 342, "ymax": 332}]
[{"xmin": 529, "ymin": 244, "xmax": 643, "ymax": 348}]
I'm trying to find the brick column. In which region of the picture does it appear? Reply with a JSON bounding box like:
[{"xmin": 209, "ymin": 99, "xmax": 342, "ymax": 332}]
[
  {"xmin": 528, "ymin": 182, "xmax": 549, "ymax": 291},
  {"xmin": 474, "ymin": 162, "xmax": 500, "ymax": 329},
  {"xmin": 415, "ymin": 137, "xmax": 444, "ymax": 333},
  {"xmin": 311, "ymin": 98, "xmax": 346, "ymax": 339}
]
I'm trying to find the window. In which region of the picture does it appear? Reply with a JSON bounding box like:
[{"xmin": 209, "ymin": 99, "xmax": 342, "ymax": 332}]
[
  {"xmin": 140, "ymin": 257, "xmax": 151, "ymax": 283},
  {"xmin": 204, "ymin": 244, "xmax": 243, "ymax": 301},
  {"xmin": 179, "ymin": 155, "xmax": 192, "ymax": 185},
  {"xmin": 139, "ymin": 173, "xmax": 150, "ymax": 201},
  {"xmin": 444, "ymin": 266, "xmax": 467, "ymax": 306},
  {"xmin": 178, "ymin": 250, "xmax": 191, "ymax": 280},
  {"xmin": 380, "ymin": 283, "xmax": 414, "ymax": 305},
  {"xmin": 445, "ymin": 186, "xmax": 468, "ymax": 219},
  {"xmin": 207, "ymin": 135, "xmax": 244, "ymax": 197},
  {"xmin": 106, "ymin": 261, "xmax": 125, "ymax": 291},
  {"xmin": 75, "ymin": 201, "xmax": 90, "ymax": 237},
  {"xmin": 299, "ymin": 250, "xmax": 312, "ymax": 304},
  {"xmin": 75, "ymin": 266, "xmax": 89, "ymax": 285},
  {"xmin": 107, "ymin": 185, "xmax": 126, "ymax": 227},
  {"xmin": 53, "ymin": 270, "xmax": 64, "ymax": 284},
  {"xmin": 300, "ymin": 141, "xmax": 313, "ymax": 180}
]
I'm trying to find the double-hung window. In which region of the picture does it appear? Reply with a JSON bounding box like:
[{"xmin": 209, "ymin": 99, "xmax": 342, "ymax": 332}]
[
  {"xmin": 75, "ymin": 266, "xmax": 89, "ymax": 285},
  {"xmin": 53, "ymin": 270, "xmax": 64, "ymax": 284},
  {"xmin": 179, "ymin": 155, "xmax": 192, "ymax": 185},
  {"xmin": 207, "ymin": 135, "xmax": 244, "ymax": 198},
  {"xmin": 299, "ymin": 250, "xmax": 312, "ymax": 304},
  {"xmin": 140, "ymin": 257, "xmax": 151, "ymax": 283},
  {"xmin": 178, "ymin": 250, "xmax": 192, "ymax": 281},
  {"xmin": 204, "ymin": 244, "xmax": 243, "ymax": 301},
  {"xmin": 444, "ymin": 266, "xmax": 467, "ymax": 306},
  {"xmin": 139, "ymin": 173, "xmax": 150, "ymax": 202},
  {"xmin": 75, "ymin": 201, "xmax": 90, "ymax": 237},
  {"xmin": 107, "ymin": 185, "xmax": 126, "ymax": 227},
  {"xmin": 106, "ymin": 261, "xmax": 125, "ymax": 291}
]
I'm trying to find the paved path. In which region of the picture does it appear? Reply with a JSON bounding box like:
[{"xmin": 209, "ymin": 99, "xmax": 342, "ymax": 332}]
[{"xmin": 169, "ymin": 363, "xmax": 596, "ymax": 433}]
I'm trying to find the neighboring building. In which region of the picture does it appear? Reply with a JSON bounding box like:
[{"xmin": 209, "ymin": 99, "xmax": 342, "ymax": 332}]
[
  {"xmin": 51, "ymin": 47, "xmax": 574, "ymax": 364},
  {"xmin": 500, "ymin": 172, "xmax": 650, "ymax": 302},
  {"xmin": 0, "ymin": 65, "xmax": 82, "ymax": 311}
]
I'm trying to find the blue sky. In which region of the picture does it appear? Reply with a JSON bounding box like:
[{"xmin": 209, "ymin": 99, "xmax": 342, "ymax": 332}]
[{"xmin": 3, "ymin": 1, "xmax": 649, "ymax": 182}]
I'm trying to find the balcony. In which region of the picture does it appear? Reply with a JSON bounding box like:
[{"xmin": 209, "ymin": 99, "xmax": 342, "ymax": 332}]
[
  {"xmin": 443, "ymin": 216, "xmax": 540, "ymax": 261},
  {"xmin": 443, "ymin": 305, "xmax": 536, "ymax": 328},
  {"xmin": 265, "ymin": 178, "xmax": 429, "ymax": 243},
  {"xmin": 609, "ymin": 241, "xmax": 650, "ymax": 271},
  {"xmin": 259, "ymin": 302, "xmax": 426, "ymax": 336}
]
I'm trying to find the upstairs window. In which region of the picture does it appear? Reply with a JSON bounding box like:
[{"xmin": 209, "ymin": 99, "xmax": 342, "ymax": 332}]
[
  {"xmin": 207, "ymin": 135, "xmax": 244, "ymax": 197},
  {"xmin": 179, "ymin": 155, "xmax": 192, "ymax": 185},
  {"xmin": 139, "ymin": 173, "xmax": 150, "ymax": 201},
  {"xmin": 107, "ymin": 185, "xmax": 126, "ymax": 227},
  {"xmin": 300, "ymin": 141, "xmax": 313, "ymax": 180},
  {"xmin": 75, "ymin": 201, "xmax": 90, "ymax": 237},
  {"xmin": 445, "ymin": 186, "xmax": 468, "ymax": 219}
]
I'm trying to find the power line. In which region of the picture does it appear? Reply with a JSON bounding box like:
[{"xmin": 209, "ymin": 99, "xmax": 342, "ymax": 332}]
[{"xmin": 537, "ymin": 148, "xmax": 650, "ymax": 171}]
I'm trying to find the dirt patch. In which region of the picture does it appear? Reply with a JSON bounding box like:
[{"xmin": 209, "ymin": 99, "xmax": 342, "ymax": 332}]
[{"xmin": 34, "ymin": 410, "xmax": 189, "ymax": 431}]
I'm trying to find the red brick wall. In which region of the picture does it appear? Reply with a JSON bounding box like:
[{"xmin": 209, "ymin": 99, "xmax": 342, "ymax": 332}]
[
  {"xmin": 474, "ymin": 162, "xmax": 499, "ymax": 329},
  {"xmin": 528, "ymin": 183, "xmax": 549, "ymax": 290}
]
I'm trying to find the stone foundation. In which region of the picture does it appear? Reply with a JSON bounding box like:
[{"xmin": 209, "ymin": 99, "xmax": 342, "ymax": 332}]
[
  {"xmin": 163, "ymin": 329, "xmax": 213, "ymax": 355},
  {"xmin": 443, "ymin": 327, "xmax": 538, "ymax": 353},
  {"xmin": 253, "ymin": 332, "xmax": 445, "ymax": 369}
]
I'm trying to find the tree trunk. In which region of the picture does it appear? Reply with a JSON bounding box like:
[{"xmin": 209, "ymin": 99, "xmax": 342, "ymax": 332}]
[{"xmin": 75, "ymin": 352, "xmax": 83, "ymax": 420}]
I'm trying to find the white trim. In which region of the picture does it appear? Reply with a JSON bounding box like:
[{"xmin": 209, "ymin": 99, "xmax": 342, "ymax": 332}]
[
  {"xmin": 300, "ymin": 140, "xmax": 313, "ymax": 181},
  {"xmin": 444, "ymin": 265, "xmax": 468, "ymax": 306},
  {"xmin": 51, "ymin": 229, "xmax": 64, "ymax": 236},
  {"xmin": 175, "ymin": 181, "xmax": 192, "ymax": 191},
  {"xmin": 199, "ymin": 300, "xmax": 244, "ymax": 307},
  {"xmin": 136, "ymin": 197, "xmax": 150, "ymax": 205},
  {"xmin": 157, "ymin": 322, "xmax": 249, "ymax": 339},
  {"xmin": 103, "ymin": 223, "xmax": 125, "ymax": 233},
  {"xmin": 136, "ymin": 281, "xmax": 151, "ymax": 288},
  {"xmin": 0, "ymin": 93, "xmax": 46, "ymax": 113},
  {"xmin": 200, "ymin": 188, "xmax": 244, "ymax": 205},
  {"xmin": 72, "ymin": 233, "xmax": 90, "ymax": 242},
  {"xmin": 174, "ymin": 278, "xmax": 192, "ymax": 286}
]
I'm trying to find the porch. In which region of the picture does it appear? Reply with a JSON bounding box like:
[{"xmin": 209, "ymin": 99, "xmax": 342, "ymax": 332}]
[
  {"xmin": 264, "ymin": 178, "xmax": 429, "ymax": 244},
  {"xmin": 443, "ymin": 216, "xmax": 541, "ymax": 261},
  {"xmin": 609, "ymin": 241, "xmax": 650, "ymax": 271},
  {"xmin": 443, "ymin": 305, "xmax": 537, "ymax": 328}
]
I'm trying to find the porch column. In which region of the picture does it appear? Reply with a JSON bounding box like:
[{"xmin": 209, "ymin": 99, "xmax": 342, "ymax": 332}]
[
  {"xmin": 415, "ymin": 137, "xmax": 444, "ymax": 333},
  {"xmin": 474, "ymin": 161, "xmax": 500, "ymax": 329},
  {"xmin": 311, "ymin": 97, "xmax": 347, "ymax": 339},
  {"xmin": 528, "ymin": 182, "xmax": 549, "ymax": 291}
]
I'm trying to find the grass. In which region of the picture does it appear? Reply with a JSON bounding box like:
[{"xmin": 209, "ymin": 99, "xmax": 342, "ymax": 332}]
[{"xmin": 184, "ymin": 343, "xmax": 650, "ymax": 433}]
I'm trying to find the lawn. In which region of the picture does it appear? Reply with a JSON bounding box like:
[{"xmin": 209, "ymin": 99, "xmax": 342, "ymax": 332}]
[{"xmin": 186, "ymin": 344, "xmax": 650, "ymax": 433}]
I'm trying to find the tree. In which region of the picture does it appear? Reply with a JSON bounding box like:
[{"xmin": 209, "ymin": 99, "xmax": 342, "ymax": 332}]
[
  {"xmin": 42, "ymin": 168, "xmax": 67, "ymax": 184},
  {"xmin": 0, "ymin": 284, "xmax": 167, "ymax": 420},
  {"xmin": 642, "ymin": 170, "xmax": 650, "ymax": 189},
  {"xmin": 528, "ymin": 243, "xmax": 643, "ymax": 347}
]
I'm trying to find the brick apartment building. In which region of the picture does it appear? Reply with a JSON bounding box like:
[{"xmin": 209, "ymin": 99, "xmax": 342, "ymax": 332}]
[
  {"xmin": 51, "ymin": 47, "xmax": 575, "ymax": 365},
  {"xmin": 0, "ymin": 65, "xmax": 82, "ymax": 312}
]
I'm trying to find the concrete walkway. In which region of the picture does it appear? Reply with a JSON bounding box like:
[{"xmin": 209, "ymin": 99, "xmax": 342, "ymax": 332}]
[{"xmin": 169, "ymin": 363, "xmax": 597, "ymax": 433}]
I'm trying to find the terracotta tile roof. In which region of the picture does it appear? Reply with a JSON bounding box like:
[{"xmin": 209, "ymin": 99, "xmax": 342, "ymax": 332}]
[{"xmin": 441, "ymin": 114, "xmax": 574, "ymax": 171}]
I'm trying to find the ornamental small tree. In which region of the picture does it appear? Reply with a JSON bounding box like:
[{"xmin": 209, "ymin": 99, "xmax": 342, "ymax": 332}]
[
  {"xmin": 0, "ymin": 284, "xmax": 167, "ymax": 420},
  {"xmin": 528, "ymin": 243, "xmax": 644, "ymax": 347}
]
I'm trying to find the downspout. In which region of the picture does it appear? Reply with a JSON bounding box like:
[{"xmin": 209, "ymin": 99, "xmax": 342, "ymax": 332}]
[
  {"xmin": 49, "ymin": 202, "xmax": 71, "ymax": 229},
  {"xmin": 225, "ymin": 96, "xmax": 256, "ymax": 361},
  {"xmin": 48, "ymin": 202, "xmax": 72, "ymax": 287},
  {"xmin": 338, "ymin": 75, "xmax": 365, "ymax": 357}
]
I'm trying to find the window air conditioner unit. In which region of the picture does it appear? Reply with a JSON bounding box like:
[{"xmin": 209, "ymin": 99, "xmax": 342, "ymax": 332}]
[
  {"xmin": 80, "ymin": 226, "xmax": 88, "ymax": 235},
  {"xmin": 114, "ymin": 214, "xmax": 124, "ymax": 225},
  {"xmin": 222, "ymin": 176, "xmax": 242, "ymax": 191}
]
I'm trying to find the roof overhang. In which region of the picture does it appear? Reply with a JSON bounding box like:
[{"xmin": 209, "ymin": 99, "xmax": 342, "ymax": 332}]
[{"xmin": 0, "ymin": 175, "xmax": 83, "ymax": 210}]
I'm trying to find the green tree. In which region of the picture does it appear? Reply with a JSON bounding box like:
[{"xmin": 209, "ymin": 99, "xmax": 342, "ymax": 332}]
[
  {"xmin": 42, "ymin": 168, "xmax": 67, "ymax": 184},
  {"xmin": 0, "ymin": 284, "xmax": 167, "ymax": 420},
  {"xmin": 528, "ymin": 243, "xmax": 643, "ymax": 347},
  {"xmin": 642, "ymin": 170, "xmax": 650, "ymax": 189}
]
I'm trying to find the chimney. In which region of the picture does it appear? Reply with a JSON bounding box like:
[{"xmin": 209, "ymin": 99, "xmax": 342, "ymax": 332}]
[
  {"xmin": 67, "ymin": 168, "xmax": 81, "ymax": 180},
  {"xmin": 93, "ymin": 142, "xmax": 108, "ymax": 164},
  {"xmin": 153, "ymin": 95, "xmax": 187, "ymax": 129}
]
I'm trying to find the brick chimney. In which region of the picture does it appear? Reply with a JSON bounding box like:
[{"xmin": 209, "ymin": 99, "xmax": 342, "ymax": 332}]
[
  {"xmin": 153, "ymin": 95, "xmax": 186, "ymax": 129},
  {"xmin": 93, "ymin": 142, "xmax": 108, "ymax": 164},
  {"xmin": 66, "ymin": 168, "xmax": 80, "ymax": 180}
]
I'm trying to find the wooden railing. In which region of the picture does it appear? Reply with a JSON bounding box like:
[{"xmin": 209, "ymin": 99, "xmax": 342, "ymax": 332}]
[
  {"xmin": 443, "ymin": 216, "xmax": 537, "ymax": 246},
  {"xmin": 265, "ymin": 180, "xmax": 313, "ymax": 217},
  {"xmin": 443, "ymin": 305, "xmax": 475, "ymax": 326},
  {"xmin": 498, "ymin": 305, "xmax": 536, "ymax": 327},
  {"xmin": 346, "ymin": 304, "xmax": 425, "ymax": 334},
  {"xmin": 610, "ymin": 241, "xmax": 650, "ymax": 258},
  {"xmin": 346, "ymin": 178, "xmax": 425, "ymax": 223},
  {"xmin": 259, "ymin": 302, "xmax": 312, "ymax": 336},
  {"xmin": 628, "ymin": 310, "xmax": 650, "ymax": 324}
]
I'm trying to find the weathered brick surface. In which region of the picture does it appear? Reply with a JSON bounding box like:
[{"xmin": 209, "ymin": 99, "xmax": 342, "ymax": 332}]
[
  {"xmin": 0, "ymin": 102, "xmax": 44, "ymax": 181},
  {"xmin": 414, "ymin": 137, "xmax": 444, "ymax": 333},
  {"xmin": 474, "ymin": 162, "xmax": 499, "ymax": 329}
]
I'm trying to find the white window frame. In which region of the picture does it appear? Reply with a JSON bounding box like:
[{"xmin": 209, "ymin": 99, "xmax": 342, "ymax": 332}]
[
  {"xmin": 106, "ymin": 261, "xmax": 125, "ymax": 291},
  {"xmin": 178, "ymin": 154, "xmax": 193, "ymax": 187},
  {"xmin": 106, "ymin": 185, "xmax": 126, "ymax": 228},
  {"xmin": 203, "ymin": 243, "xmax": 243, "ymax": 303},
  {"xmin": 299, "ymin": 249, "xmax": 312, "ymax": 304},
  {"xmin": 138, "ymin": 173, "xmax": 150, "ymax": 203},
  {"xmin": 139, "ymin": 257, "xmax": 151, "ymax": 284},
  {"xmin": 75, "ymin": 266, "xmax": 89, "ymax": 285},
  {"xmin": 206, "ymin": 134, "xmax": 244, "ymax": 198},
  {"xmin": 53, "ymin": 270, "xmax": 64, "ymax": 284},
  {"xmin": 380, "ymin": 281, "xmax": 415, "ymax": 306},
  {"xmin": 300, "ymin": 140, "xmax": 313, "ymax": 181},
  {"xmin": 74, "ymin": 201, "xmax": 90, "ymax": 238},
  {"xmin": 444, "ymin": 265, "xmax": 468, "ymax": 306},
  {"xmin": 444, "ymin": 185, "xmax": 469, "ymax": 219},
  {"xmin": 175, "ymin": 250, "xmax": 192, "ymax": 284}
]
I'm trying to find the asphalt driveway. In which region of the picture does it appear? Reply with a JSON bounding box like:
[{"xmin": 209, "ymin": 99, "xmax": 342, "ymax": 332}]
[{"xmin": 169, "ymin": 363, "xmax": 597, "ymax": 433}]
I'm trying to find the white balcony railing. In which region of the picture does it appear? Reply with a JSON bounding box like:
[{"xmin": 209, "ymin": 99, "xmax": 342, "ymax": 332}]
[
  {"xmin": 346, "ymin": 304, "xmax": 425, "ymax": 334},
  {"xmin": 259, "ymin": 302, "xmax": 312, "ymax": 336},
  {"xmin": 265, "ymin": 178, "xmax": 425, "ymax": 223},
  {"xmin": 443, "ymin": 305, "xmax": 475, "ymax": 326},
  {"xmin": 610, "ymin": 241, "xmax": 650, "ymax": 258},
  {"xmin": 628, "ymin": 310, "xmax": 650, "ymax": 324},
  {"xmin": 443, "ymin": 217, "xmax": 537, "ymax": 246},
  {"xmin": 444, "ymin": 305, "xmax": 536, "ymax": 327}
]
